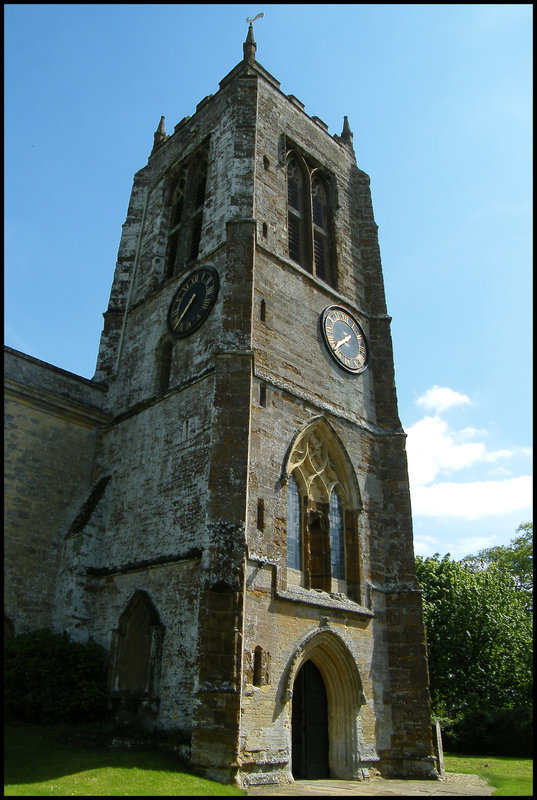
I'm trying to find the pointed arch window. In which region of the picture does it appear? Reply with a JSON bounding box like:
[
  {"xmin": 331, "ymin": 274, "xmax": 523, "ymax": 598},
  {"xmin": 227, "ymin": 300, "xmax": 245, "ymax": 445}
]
[
  {"xmin": 108, "ymin": 590, "xmax": 165, "ymax": 711},
  {"xmin": 164, "ymin": 147, "xmax": 209, "ymax": 279},
  {"xmin": 286, "ymin": 152, "xmax": 336, "ymax": 288},
  {"xmin": 284, "ymin": 420, "xmax": 362, "ymax": 601},
  {"xmin": 287, "ymin": 473, "xmax": 302, "ymax": 570}
]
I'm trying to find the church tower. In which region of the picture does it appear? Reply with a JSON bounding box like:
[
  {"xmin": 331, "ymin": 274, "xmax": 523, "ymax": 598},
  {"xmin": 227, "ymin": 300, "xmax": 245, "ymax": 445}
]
[{"xmin": 5, "ymin": 25, "xmax": 437, "ymax": 787}]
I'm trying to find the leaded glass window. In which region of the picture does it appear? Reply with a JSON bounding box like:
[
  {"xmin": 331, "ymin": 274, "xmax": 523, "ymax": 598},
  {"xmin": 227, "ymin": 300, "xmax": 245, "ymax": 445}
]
[
  {"xmin": 287, "ymin": 474, "xmax": 302, "ymax": 570},
  {"xmin": 329, "ymin": 488, "xmax": 345, "ymax": 580}
]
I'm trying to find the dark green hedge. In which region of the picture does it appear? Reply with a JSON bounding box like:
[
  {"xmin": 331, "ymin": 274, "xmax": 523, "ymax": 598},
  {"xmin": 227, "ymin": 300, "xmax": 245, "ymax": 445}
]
[
  {"xmin": 439, "ymin": 705, "xmax": 533, "ymax": 757},
  {"xmin": 4, "ymin": 628, "xmax": 108, "ymax": 723}
]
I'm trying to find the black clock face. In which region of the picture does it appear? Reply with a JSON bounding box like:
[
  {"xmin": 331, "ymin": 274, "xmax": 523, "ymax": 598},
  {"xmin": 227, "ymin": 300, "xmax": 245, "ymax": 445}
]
[
  {"xmin": 321, "ymin": 305, "xmax": 369, "ymax": 374},
  {"xmin": 168, "ymin": 267, "xmax": 219, "ymax": 338}
]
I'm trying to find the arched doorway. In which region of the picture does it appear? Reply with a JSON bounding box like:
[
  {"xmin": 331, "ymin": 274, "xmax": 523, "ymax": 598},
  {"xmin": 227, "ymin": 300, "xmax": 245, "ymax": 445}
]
[
  {"xmin": 283, "ymin": 628, "xmax": 367, "ymax": 780},
  {"xmin": 291, "ymin": 659, "xmax": 330, "ymax": 779}
]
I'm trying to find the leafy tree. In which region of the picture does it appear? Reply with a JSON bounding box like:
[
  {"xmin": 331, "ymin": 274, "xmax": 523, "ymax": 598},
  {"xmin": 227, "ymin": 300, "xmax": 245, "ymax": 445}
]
[
  {"xmin": 415, "ymin": 552, "xmax": 533, "ymax": 718},
  {"xmin": 463, "ymin": 522, "xmax": 533, "ymax": 607}
]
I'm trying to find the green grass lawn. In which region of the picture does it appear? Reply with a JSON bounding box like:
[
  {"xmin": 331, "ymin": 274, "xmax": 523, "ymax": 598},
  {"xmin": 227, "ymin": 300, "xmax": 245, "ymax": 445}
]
[
  {"xmin": 4, "ymin": 726, "xmax": 246, "ymax": 796},
  {"xmin": 444, "ymin": 753, "xmax": 533, "ymax": 797},
  {"xmin": 5, "ymin": 726, "xmax": 533, "ymax": 797}
]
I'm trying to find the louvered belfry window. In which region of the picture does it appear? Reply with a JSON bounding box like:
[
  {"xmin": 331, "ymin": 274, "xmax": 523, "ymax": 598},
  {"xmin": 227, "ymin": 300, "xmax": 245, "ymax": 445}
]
[
  {"xmin": 164, "ymin": 148, "xmax": 208, "ymax": 279},
  {"xmin": 312, "ymin": 177, "xmax": 330, "ymax": 283},
  {"xmin": 189, "ymin": 159, "xmax": 207, "ymax": 261},
  {"xmin": 287, "ymin": 159, "xmax": 306, "ymax": 267},
  {"xmin": 165, "ymin": 172, "xmax": 186, "ymax": 278},
  {"xmin": 286, "ymin": 152, "xmax": 335, "ymax": 287}
]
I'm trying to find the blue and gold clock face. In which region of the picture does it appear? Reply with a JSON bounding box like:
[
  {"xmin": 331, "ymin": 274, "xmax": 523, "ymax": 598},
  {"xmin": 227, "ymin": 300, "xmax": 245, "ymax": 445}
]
[
  {"xmin": 321, "ymin": 305, "xmax": 369, "ymax": 374},
  {"xmin": 168, "ymin": 267, "xmax": 219, "ymax": 338}
]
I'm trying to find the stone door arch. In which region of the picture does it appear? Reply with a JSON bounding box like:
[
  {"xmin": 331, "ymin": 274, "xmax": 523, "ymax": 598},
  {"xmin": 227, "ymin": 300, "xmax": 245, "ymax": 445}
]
[{"xmin": 283, "ymin": 628, "xmax": 366, "ymax": 780}]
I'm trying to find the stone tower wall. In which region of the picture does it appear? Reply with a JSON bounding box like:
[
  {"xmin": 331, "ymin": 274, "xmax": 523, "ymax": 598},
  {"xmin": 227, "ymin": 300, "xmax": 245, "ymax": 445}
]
[{"xmin": 4, "ymin": 32, "xmax": 435, "ymax": 786}]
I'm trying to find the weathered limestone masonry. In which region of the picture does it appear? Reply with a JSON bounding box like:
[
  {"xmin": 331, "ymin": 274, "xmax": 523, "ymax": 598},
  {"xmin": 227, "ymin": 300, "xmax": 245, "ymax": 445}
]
[
  {"xmin": 4, "ymin": 26, "xmax": 437, "ymax": 788},
  {"xmin": 4, "ymin": 348, "xmax": 109, "ymax": 635}
]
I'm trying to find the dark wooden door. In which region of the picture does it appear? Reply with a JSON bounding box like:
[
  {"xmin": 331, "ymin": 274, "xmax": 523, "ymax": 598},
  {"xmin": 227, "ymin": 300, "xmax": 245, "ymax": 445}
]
[{"xmin": 291, "ymin": 659, "xmax": 330, "ymax": 779}]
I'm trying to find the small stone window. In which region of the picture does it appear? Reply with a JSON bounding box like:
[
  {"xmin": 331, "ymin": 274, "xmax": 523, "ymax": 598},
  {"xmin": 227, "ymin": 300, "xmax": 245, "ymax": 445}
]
[
  {"xmin": 253, "ymin": 645, "xmax": 270, "ymax": 686},
  {"xmin": 257, "ymin": 498, "xmax": 265, "ymax": 531}
]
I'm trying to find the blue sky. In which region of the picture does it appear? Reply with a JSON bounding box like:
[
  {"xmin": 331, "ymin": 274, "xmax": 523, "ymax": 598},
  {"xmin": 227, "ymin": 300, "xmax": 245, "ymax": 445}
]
[{"xmin": 5, "ymin": 4, "xmax": 532, "ymax": 559}]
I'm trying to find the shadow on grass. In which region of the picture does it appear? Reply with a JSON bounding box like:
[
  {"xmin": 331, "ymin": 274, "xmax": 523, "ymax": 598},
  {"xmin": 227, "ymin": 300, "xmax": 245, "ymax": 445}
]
[{"xmin": 5, "ymin": 724, "xmax": 194, "ymax": 786}]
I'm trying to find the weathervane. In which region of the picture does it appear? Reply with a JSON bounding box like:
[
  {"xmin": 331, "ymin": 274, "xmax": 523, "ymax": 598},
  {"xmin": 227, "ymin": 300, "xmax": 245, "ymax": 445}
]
[{"xmin": 246, "ymin": 12, "xmax": 264, "ymax": 25}]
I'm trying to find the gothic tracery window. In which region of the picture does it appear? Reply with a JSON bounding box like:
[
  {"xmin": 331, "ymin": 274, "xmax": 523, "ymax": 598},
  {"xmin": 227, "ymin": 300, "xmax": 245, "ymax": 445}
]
[{"xmin": 285, "ymin": 420, "xmax": 361, "ymax": 599}]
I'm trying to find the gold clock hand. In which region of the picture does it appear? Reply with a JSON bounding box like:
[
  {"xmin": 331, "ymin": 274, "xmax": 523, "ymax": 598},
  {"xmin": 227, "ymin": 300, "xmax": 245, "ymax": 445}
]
[
  {"xmin": 174, "ymin": 293, "xmax": 196, "ymax": 328},
  {"xmin": 334, "ymin": 334, "xmax": 352, "ymax": 351}
]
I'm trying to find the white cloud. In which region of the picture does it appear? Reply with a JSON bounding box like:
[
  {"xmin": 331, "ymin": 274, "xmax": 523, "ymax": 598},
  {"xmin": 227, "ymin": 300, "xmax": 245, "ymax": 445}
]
[
  {"xmin": 405, "ymin": 385, "xmax": 533, "ymax": 523},
  {"xmin": 416, "ymin": 385, "xmax": 471, "ymax": 414},
  {"xmin": 405, "ymin": 415, "xmax": 512, "ymax": 487},
  {"xmin": 411, "ymin": 475, "xmax": 532, "ymax": 520}
]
